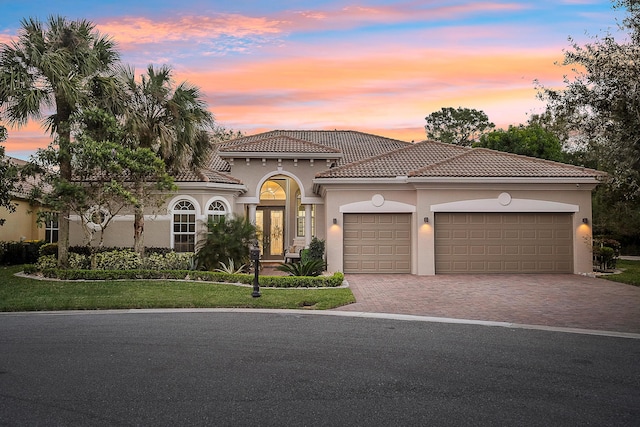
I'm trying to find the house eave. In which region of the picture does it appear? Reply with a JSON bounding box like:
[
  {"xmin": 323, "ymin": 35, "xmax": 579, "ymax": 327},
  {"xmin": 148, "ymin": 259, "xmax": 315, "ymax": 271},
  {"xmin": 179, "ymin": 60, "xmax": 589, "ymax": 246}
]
[
  {"xmin": 406, "ymin": 176, "xmax": 604, "ymax": 185},
  {"xmin": 219, "ymin": 151, "xmax": 343, "ymax": 160},
  {"xmin": 176, "ymin": 181, "xmax": 247, "ymax": 192},
  {"xmin": 313, "ymin": 176, "xmax": 410, "ymax": 185}
]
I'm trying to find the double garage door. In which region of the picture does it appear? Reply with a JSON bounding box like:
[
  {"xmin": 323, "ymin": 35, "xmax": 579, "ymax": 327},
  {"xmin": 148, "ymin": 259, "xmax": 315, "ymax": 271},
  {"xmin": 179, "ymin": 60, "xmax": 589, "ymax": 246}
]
[
  {"xmin": 343, "ymin": 212, "xmax": 573, "ymax": 274},
  {"xmin": 435, "ymin": 212, "xmax": 573, "ymax": 273}
]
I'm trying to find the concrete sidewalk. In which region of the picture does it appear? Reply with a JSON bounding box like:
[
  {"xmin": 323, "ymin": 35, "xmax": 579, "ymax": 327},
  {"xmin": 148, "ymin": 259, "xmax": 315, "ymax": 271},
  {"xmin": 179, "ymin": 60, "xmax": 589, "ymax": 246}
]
[{"xmin": 335, "ymin": 274, "xmax": 640, "ymax": 334}]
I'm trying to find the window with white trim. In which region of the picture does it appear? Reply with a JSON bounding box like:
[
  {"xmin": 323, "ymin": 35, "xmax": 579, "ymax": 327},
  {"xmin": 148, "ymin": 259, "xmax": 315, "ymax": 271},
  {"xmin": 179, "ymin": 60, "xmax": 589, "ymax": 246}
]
[
  {"xmin": 44, "ymin": 212, "xmax": 59, "ymax": 243},
  {"xmin": 207, "ymin": 200, "xmax": 227, "ymax": 224},
  {"xmin": 296, "ymin": 191, "xmax": 315, "ymax": 237},
  {"xmin": 173, "ymin": 200, "xmax": 196, "ymax": 252}
]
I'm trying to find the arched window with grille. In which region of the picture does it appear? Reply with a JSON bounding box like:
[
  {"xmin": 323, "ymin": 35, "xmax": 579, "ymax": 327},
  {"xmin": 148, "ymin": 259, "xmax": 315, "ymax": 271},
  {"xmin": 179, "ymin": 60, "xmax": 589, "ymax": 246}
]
[
  {"xmin": 206, "ymin": 200, "xmax": 228, "ymax": 224},
  {"xmin": 172, "ymin": 200, "xmax": 196, "ymax": 252}
]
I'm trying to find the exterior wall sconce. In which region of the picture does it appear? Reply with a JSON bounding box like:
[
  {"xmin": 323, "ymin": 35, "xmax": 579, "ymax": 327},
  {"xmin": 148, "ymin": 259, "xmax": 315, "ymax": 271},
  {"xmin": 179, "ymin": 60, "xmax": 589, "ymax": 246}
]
[
  {"xmin": 423, "ymin": 217, "xmax": 429, "ymax": 223},
  {"xmin": 582, "ymin": 217, "xmax": 589, "ymax": 224},
  {"xmin": 333, "ymin": 218, "xmax": 338, "ymax": 225}
]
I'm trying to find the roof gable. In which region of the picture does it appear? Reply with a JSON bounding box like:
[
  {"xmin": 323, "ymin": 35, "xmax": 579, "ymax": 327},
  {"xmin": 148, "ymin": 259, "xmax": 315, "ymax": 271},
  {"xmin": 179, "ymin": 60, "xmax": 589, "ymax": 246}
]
[
  {"xmin": 409, "ymin": 148, "xmax": 607, "ymax": 178},
  {"xmin": 219, "ymin": 135, "xmax": 342, "ymax": 157},
  {"xmin": 316, "ymin": 140, "xmax": 467, "ymax": 178}
]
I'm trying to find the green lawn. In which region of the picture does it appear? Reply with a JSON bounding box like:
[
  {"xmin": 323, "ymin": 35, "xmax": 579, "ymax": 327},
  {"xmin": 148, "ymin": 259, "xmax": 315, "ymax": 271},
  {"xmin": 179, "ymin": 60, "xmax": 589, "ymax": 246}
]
[
  {"xmin": 601, "ymin": 259, "xmax": 640, "ymax": 287},
  {"xmin": 0, "ymin": 265, "xmax": 355, "ymax": 312}
]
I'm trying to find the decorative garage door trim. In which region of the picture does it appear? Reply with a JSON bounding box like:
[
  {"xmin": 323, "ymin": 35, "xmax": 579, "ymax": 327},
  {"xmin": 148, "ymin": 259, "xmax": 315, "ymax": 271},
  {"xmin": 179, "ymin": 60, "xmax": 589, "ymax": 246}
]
[
  {"xmin": 435, "ymin": 212, "xmax": 573, "ymax": 274},
  {"xmin": 343, "ymin": 213, "xmax": 411, "ymax": 273},
  {"xmin": 431, "ymin": 195, "xmax": 579, "ymax": 213}
]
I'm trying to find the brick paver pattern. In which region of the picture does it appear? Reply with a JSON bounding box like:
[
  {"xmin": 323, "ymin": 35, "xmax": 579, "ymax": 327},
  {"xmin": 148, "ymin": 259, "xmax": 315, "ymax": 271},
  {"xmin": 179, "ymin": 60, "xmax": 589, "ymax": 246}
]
[{"xmin": 335, "ymin": 274, "xmax": 640, "ymax": 334}]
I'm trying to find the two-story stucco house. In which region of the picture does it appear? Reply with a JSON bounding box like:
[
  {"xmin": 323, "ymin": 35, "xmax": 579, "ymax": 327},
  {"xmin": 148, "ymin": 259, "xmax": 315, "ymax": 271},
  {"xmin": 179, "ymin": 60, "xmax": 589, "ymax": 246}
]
[{"xmin": 69, "ymin": 130, "xmax": 605, "ymax": 275}]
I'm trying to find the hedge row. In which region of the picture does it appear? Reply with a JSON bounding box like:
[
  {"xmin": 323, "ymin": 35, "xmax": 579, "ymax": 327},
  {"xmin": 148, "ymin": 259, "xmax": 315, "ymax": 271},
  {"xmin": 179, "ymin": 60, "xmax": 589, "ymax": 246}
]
[
  {"xmin": 1, "ymin": 241, "xmax": 182, "ymax": 266},
  {"xmin": 22, "ymin": 266, "xmax": 345, "ymax": 288}
]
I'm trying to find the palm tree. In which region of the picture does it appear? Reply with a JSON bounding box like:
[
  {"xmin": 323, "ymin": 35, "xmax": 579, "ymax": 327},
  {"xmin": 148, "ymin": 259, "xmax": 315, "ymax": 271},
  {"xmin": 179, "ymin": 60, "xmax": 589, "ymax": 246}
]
[
  {"xmin": 120, "ymin": 65, "xmax": 214, "ymax": 254},
  {"xmin": 0, "ymin": 16, "xmax": 120, "ymax": 266}
]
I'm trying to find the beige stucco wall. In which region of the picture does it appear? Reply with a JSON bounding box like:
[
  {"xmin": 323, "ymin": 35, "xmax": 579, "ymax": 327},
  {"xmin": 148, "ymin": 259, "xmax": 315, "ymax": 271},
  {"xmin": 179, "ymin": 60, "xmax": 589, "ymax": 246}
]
[
  {"xmin": 64, "ymin": 156, "xmax": 597, "ymax": 278},
  {"xmin": 0, "ymin": 200, "xmax": 46, "ymax": 242},
  {"xmin": 322, "ymin": 181, "xmax": 597, "ymax": 276}
]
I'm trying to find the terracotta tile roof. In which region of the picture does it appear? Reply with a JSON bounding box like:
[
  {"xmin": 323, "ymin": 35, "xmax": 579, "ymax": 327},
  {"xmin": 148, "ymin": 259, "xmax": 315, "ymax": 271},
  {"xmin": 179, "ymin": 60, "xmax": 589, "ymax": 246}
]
[
  {"xmin": 316, "ymin": 140, "xmax": 467, "ymax": 178},
  {"xmin": 173, "ymin": 167, "xmax": 242, "ymax": 184},
  {"xmin": 4, "ymin": 156, "xmax": 46, "ymax": 200},
  {"xmin": 219, "ymin": 135, "xmax": 342, "ymax": 155},
  {"xmin": 217, "ymin": 130, "xmax": 410, "ymax": 166},
  {"xmin": 189, "ymin": 130, "xmax": 605, "ymax": 183},
  {"xmin": 409, "ymin": 148, "xmax": 607, "ymax": 178}
]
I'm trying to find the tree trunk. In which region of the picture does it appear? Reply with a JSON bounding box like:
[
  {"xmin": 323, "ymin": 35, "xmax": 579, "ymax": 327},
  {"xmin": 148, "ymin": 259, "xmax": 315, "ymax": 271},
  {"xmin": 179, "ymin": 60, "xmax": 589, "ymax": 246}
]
[
  {"xmin": 133, "ymin": 207, "xmax": 144, "ymax": 256},
  {"xmin": 58, "ymin": 207, "xmax": 70, "ymax": 268},
  {"xmin": 57, "ymin": 115, "xmax": 72, "ymax": 268},
  {"xmin": 133, "ymin": 182, "xmax": 145, "ymax": 256}
]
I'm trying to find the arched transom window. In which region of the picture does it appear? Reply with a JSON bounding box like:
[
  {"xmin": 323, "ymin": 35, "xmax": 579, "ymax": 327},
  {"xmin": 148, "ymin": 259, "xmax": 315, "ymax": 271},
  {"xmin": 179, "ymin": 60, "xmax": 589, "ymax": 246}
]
[
  {"xmin": 260, "ymin": 180, "xmax": 286, "ymax": 200},
  {"xmin": 207, "ymin": 200, "xmax": 228, "ymax": 223},
  {"xmin": 173, "ymin": 200, "xmax": 196, "ymax": 252}
]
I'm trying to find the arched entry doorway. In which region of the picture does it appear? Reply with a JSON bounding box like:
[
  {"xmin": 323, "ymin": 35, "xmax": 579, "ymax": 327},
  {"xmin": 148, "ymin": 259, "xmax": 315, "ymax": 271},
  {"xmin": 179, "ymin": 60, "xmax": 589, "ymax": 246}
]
[{"xmin": 256, "ymin": 178, "xmax": 287, "ymax": 261}]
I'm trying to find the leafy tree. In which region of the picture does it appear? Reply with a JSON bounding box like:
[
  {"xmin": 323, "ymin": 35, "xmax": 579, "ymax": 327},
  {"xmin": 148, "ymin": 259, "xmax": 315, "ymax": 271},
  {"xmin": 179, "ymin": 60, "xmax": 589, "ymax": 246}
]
[
  {"xmin": 119, "ymin": 65, "xmax": 215, "ymax": 254},
  {"xmin": 0, "ymin": 126, "xmax": 19, "ymax": 226},
  {"xmin": 425, "ymin": 107, "xmax": 495, "ymax": 146},
  {"xmin": 194, "ymin": 215, "xmax": 257, "ymax": 271},
  {"xmin": 30, "ymin": 137, "xmax": 175, "ymax": 264},
  {"xmin": 0, "ymin": 16, "xmax": 120, "ymax": 266},
  {"xmin": 537, "ymin": 0, "xmax": 640, "ymax": 250},
  {"xmin": 474, "ymin": 123, "xmax": 565, "ymax": 162}
]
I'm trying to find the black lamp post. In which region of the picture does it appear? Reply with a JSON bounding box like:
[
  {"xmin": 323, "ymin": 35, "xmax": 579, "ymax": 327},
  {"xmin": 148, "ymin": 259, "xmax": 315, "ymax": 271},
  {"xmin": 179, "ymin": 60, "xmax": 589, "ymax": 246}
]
[{"xmin": 250, "ymin": 244, "xmax": 261, "ymax": 298}]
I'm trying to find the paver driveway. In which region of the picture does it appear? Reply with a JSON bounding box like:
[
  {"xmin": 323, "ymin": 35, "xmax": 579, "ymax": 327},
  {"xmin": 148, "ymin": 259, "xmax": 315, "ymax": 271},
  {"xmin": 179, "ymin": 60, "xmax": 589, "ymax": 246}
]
[{"xmin": 335, "ymin": 274, "xmax": 640, "ymax": 333}]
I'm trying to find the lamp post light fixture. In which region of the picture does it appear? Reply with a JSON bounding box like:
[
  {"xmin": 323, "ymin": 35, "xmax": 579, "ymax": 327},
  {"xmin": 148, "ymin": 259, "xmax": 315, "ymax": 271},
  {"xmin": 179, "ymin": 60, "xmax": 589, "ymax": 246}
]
[{"xmin": 250, "ymin": 243, "xmax": 261, "ymax": 298}]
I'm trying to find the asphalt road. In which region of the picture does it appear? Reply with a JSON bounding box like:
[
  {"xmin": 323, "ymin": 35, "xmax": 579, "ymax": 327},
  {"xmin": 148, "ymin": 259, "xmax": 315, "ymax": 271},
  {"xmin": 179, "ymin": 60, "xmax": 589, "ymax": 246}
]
[{"xmin": 1, "ymin": 310, "xmax": 639, "ymax": 426}]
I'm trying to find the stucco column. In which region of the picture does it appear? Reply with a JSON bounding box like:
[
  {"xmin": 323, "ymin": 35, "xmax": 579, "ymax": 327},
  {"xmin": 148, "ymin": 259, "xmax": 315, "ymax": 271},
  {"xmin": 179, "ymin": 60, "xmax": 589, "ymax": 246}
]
[
  {"xmin": 248, "ymin": 204, "xmax": 257, "ymax": 225},
  {"xmin": 304, "ymin": 204, "xmax": 312, "ymax": 246}
]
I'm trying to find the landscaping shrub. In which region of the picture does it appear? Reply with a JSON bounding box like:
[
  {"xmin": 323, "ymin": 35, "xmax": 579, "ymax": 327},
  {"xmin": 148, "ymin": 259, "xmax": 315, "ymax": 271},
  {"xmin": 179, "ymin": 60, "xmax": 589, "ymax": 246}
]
[
  {"xmin": 95, "ymin": 249, "xmax": 142, "ymax": 270},
  {"xmin": 194, "ymin": 215, "xmax": 257, "ymax": 271},
  {"xmin": 29, "ymin": 267, "xmax": 345, "ymax": 288},
  {"xmin": 593, "ymin": 237, "xmax": 621, "ymax": 271},
  {"xmin": 39, "ymin": 243, "xmax": 58, "ymax": 257},
  {"xmin": 141, "ymin": 252, "xmax": 193, "ymax": 270},
  {"xmin": 276, "ymin": 259, "xmax": 326, "ymax": 277},
  {"xmin": 307, "ymin": 237, "xmax": 325, "ymax": 261},
  {"xmin": 1, "ymin": 240, "xmax": 44, "ymax": 265}
]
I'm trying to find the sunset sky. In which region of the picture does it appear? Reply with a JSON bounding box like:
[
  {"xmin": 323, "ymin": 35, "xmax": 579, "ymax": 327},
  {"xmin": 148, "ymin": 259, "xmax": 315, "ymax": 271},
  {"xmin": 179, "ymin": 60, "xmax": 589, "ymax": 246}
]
[{"xmin": 0, "ymin": 0, "xmax": 623, "ymax": 159}]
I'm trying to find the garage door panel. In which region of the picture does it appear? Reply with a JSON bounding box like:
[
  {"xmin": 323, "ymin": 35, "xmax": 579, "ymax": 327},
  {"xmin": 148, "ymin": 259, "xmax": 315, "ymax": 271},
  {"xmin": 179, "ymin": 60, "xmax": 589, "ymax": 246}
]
[
  {"xmin": 470, "ymin": 246, "xmax": 485, "ymax": 255},
  {"xmin": 486, "ymin": 230, "xmax": 502, "ymax": 239},
  {"xmin": 396, "ymin": 230, "xmax": 411, "ymax": 240},
  {"xmin": 361, "ymin": 245, "xmax": 376, "ymax": 255},
  {"xmin": 344, "ymin": 213, "xmax": 411, "ymax": 273},
  {"xmin": 504, "ymin": 230, "xmax": 519, "ymax": 239},
  {"xmin": 344, "ymin": 230, "xmax": 360, "ymax": 239},
  {"xmin": 377, "ymin": 230, "xmax": 393, "ymax": 239},
  {"xmin": 343, "ymin": 245, "xmax": 360, "ymax": 256},
  {"xmin": 361, "ymin": 230, "xmax": 377, "ymax": 240},
  {"xmin": 378, "ymin": 245, "xmax": 393, "ymax": 255},
  {"xmin": 487, "ymin": 245, "xmax": 502, "ymax": 255},
  {"xmin": 436, "ymin": 213, "xmax": 573, "ymax": 274},
  {"xmin": 504, "ymin": 246, "xmax": 519, "ymax": 255}
]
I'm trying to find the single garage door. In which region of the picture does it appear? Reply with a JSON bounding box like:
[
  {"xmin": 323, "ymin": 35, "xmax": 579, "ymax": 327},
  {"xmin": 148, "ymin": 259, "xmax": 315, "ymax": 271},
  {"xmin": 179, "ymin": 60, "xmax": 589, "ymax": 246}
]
[
  {"xmin": 435, "ymin": 213, "xmax": 573, "ymax": 273},
  {"xmin": 344, "ymin": 213, "xmax": 411, "ymax": 273}
]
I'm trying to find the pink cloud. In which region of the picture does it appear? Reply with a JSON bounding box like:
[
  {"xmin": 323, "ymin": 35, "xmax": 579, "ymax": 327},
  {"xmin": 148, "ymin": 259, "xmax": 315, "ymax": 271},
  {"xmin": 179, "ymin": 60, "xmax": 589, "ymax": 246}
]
[{"xmin": 284, "ymin": 2, "xmax": 528, "ymax": 31}]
